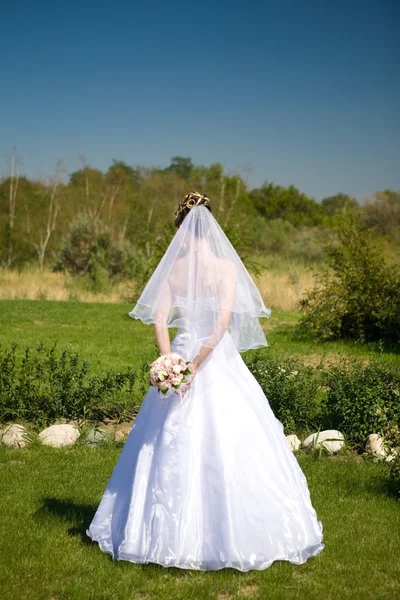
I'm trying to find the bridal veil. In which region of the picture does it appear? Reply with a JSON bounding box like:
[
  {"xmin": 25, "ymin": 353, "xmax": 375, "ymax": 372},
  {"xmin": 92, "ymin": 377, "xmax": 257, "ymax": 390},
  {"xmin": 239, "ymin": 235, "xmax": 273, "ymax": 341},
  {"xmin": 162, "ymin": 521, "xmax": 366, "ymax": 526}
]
[{"xmin": 129, "ymin": 204, "xmax": 271, "ymax": 352}]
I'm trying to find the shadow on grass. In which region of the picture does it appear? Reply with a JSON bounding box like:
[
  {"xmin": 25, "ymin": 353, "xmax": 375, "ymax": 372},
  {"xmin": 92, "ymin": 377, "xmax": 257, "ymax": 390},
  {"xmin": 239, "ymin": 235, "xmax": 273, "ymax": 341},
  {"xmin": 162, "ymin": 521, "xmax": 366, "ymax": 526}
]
[
  {"xmin": 34, "ymin": 496, "xmax": 97, "ymax": 546},
  {"xmin": 33, "ymin": 496, "xmax": 252, "ymax": 578}
]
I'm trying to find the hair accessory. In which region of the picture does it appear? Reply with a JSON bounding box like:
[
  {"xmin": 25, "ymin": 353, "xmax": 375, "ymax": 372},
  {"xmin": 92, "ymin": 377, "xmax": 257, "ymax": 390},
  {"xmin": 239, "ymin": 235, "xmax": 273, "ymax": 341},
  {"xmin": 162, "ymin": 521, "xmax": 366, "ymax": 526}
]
[{"xmin": 174, "ymin": 192, "xmax": 211, "ymax": 227}]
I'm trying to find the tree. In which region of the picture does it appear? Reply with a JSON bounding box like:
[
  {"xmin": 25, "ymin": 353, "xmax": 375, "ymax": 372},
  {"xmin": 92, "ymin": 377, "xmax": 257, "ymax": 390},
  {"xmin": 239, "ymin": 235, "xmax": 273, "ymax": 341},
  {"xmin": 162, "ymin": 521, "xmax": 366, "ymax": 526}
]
[
  {"xmin": 298, "ymin": 216, "xmax": 400, "ymax": 343},
  {"xmin": 25, "ymin": 161, "xmax": 65, "ymax": 269},
  {"xmin": 249, "ymin": 181, "xmax": 323, "ymax": 226},
  {"xmin": 68, "ymin": 163, "xmax": 107, "ymax": 228},
  {"xmin": 5, "ymin": 149, "xmax": 20, "ymax": 267},
  {"xmin": 164, "ymin": 156, "xmax": 194, "ymax": 181},
  {"xmin": 362, "ymin": 190, "xmax": 400, "ymax": 235},
  {"xmin": 320, "ymin": 193, "xmax": 359, "ymax": 217}
]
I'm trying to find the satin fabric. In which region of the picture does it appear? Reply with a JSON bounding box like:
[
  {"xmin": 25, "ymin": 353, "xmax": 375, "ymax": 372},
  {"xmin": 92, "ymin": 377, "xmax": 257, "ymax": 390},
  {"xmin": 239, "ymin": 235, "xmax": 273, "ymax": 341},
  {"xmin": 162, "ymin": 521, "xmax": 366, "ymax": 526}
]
[{"xmin": 86, "ymin": 319, "xmax": 324, "ymax": 571}]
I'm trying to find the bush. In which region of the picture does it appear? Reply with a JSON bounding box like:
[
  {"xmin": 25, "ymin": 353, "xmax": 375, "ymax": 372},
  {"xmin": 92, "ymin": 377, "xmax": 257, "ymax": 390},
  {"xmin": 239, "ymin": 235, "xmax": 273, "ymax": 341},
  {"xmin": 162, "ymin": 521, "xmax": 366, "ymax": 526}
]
[
  {"xmin": 298, "ymin": 217, "xmax": 400, "ymax": 343},
  {"xmin": 289, "ymin": 227, "xmax": 335, "ymax": 263},
  {"xmin": 322, "ymin": 355, "xmax": 400, "ymax": 448},
  {"xmin": 245, "ymin": 352, "xmax": 321, "ymax": 434},
  {"xmin": 387, "ymin": 453, "xmax": 400, "ymax": 496},
  {"xmin": 384, "ymin": 424, "xmax": 400, "ymax": 496},
  {"xmin": 0, "ymin": 343, "xmax": 147, "ymax": 428},
  {"xmin": 53, "ymin": 216, "xmax": 139, "ymax": 292}
]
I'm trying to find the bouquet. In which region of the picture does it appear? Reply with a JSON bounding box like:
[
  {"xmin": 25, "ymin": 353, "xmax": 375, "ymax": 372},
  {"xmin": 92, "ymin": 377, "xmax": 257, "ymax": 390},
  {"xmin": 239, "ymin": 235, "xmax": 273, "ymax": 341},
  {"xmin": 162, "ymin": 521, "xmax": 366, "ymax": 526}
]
[{"xmin": 150, "ymin": 352, "xmax": 195, "ymax": 398}]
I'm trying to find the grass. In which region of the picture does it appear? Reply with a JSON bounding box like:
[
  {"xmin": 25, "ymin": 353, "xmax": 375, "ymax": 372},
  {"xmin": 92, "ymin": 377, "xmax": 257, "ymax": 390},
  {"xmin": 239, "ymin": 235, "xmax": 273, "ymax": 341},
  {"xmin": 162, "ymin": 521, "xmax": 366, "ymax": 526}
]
[
  {"xmin": 1, "ymin": 300, "xmax": 399, "ymax": 376},
  {"xmin": 0, "ymin": 444, "xmax": 399, "ymax": 600},
  {"xmin": 257, "ymin": 310, "xmax": 400, "ymax": 365},
  {"xmin": 0, "ymin": 299, "xmax": 158, "ymax": 374},
  {"xmin": 1, "ymin": 299, "xmax": 400, "ymax": 598},
  {"xmin": 0, "ymin": 264, "xmax": 315, "ymax": 311}
]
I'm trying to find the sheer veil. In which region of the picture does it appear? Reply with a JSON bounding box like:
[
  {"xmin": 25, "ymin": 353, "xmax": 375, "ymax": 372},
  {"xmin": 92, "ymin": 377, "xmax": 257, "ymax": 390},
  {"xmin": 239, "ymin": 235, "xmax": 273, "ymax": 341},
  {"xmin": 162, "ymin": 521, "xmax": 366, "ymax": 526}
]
[{"xmin": 129, "ymin": 204, "xmax": 271, "ymax": 352}]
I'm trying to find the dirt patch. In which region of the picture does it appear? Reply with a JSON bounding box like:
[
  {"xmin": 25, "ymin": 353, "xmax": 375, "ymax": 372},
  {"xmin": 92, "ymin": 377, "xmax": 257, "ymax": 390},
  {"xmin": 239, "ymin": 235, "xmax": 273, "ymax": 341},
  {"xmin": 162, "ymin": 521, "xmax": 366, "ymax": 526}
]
[
  {"xmin": 301, "ymin": 353, "xmax": 371, "ymax": 368},
  {"xmin": 241, "ymin": 584, "xmax": 259, "ymax": 597},
  {"xmin": 300, "ymin": 353, "xmax": 343, "ymax": 367}
]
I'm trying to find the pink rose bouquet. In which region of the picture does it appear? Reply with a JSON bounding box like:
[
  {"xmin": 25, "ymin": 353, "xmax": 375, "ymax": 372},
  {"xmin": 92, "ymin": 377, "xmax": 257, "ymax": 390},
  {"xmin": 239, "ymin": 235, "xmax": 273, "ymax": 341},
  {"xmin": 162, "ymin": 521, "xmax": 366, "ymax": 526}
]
[{"xmin": 150, "ymin": 352, "xmax": 194, "ymax": 398}]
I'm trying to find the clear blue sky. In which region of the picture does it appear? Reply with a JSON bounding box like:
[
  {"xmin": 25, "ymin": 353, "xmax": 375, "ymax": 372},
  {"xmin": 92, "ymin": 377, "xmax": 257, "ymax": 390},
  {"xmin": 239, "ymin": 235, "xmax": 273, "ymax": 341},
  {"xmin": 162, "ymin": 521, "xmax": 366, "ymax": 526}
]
[{"xmin": 1, "ymin": 0, "xmax": 399, "ymax": 200}]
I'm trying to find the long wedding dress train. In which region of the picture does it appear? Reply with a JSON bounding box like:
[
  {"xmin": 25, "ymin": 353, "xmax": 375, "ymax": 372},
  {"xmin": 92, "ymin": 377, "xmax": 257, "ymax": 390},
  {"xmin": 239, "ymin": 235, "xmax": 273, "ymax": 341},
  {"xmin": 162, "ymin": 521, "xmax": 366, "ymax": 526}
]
[{"xmin": 86, "ymin": 327, "xmax": 324, "ymax": 571}]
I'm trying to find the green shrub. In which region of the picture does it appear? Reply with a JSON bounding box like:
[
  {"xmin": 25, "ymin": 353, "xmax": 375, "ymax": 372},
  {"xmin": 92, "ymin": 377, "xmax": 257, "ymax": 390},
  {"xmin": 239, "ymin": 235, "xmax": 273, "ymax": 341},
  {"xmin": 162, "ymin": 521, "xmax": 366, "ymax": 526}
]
[
  {"xmin": 53, "ymin": 216, "xmax": 140, "ymax": 292},
  {"xmin": 245, "ymin": 352, "xmax": 321, "ymax": 434},
  {"xmin": 0, "ymin": 343, "xmax": 147, "ymax": 428},
  {"xmin": 384, "ymin": 425, "xmax": 400, "ymax": 496},
  {"xmin": 387, "ymin": 453, "xmax": 400, "ymax": 496},
  {"xmin": 298, "ymin": 217, "xmax": 400, "ymax": 343},
  {"xmin": 322, "ymin": 355, "xmax": 400, "ymax": 448},
  {"xmin": 289, "ymin": 227, "xmax": 335, "ymax": 263}
]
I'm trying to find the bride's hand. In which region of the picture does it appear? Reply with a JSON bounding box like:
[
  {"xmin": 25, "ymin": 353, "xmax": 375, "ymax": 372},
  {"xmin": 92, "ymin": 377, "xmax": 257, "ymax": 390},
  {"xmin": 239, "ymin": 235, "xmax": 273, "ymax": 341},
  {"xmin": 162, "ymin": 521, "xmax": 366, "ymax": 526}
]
[{"xmin": 189, "ymin": 357, "xmax": 200, "ymax": 380}]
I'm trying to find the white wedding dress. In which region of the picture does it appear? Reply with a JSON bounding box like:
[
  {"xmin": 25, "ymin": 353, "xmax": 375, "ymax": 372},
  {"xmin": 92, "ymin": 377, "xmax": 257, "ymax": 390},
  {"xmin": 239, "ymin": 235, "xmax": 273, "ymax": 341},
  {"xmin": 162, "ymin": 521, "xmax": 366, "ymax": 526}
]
[
  {"xmin": 86, "ymin": 311, "xmax": 324, "ymax": 571},
  {"xmin": 86, "ymin": 205, "xmax": 324, "ymax": 571}
]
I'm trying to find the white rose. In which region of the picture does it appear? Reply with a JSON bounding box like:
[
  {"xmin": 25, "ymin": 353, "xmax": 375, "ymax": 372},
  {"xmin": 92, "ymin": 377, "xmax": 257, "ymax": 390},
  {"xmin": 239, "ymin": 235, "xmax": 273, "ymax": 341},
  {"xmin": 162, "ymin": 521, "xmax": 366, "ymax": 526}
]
[
  {"xmin": 172, "ymin": 364, "xmax": 182, "ymax": 373},
  {"xmin": 171, "ymin": 375, "xmax": 183, "ymax": 385},
  {"xmin": 164, "ymin": 359, "xmax": 172, "ymax": 368},
  {"xmin": 159, "ymin": 382, "xmax": 168, "ymax": 391}
]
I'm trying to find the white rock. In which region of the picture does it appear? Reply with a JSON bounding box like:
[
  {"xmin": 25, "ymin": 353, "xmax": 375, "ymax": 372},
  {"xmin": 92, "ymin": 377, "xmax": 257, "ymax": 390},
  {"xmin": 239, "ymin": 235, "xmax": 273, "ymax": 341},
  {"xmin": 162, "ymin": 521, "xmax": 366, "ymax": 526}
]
[
  {"xmin": 1, "ymin": 424, "xmax": 30, "ymax": 449},
  {"xmin": 39, "ymin": 424, "xmax": 80, "ymax": 448},
  {"xmin": 365, "ymin": 434, "xmax": 386, "ymax": 457},
  {"xmin": 286, "ymin": 434, "xmax": 301, "ymax": 451},
  {"xmin": 302, "ymin": 430, "xmax": 345, "ymax": 453}
]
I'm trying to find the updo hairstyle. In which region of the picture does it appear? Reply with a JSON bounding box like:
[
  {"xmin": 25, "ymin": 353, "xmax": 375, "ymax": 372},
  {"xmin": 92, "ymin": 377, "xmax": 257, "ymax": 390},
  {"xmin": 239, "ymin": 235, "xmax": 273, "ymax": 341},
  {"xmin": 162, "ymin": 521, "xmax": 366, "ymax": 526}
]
[{"xmin": 174, "ymin": 192, "xmax": 212, "ymax": 229}]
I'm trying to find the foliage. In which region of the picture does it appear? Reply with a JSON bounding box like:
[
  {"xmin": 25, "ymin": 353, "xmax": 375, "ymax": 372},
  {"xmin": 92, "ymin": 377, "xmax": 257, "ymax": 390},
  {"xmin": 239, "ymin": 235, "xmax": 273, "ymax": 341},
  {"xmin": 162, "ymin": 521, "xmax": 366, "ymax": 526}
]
[
  {"xmin": 320, "ymin": 193, "xmax": 359, "ymax": 217},
  {"xmin": 298, "ymin": 217, "xmax": 400, "ymax": 343},
  {"xmin": 387, "ymin": 453, "xmax": 400, "ymax": 496},
  {"xmin": 163, "ymin": 156, "xmax": 194, "ymax": 181},
  {"xmin": 245, "ymin": 352, "xmax": 321, "ymax": 434},
  {"xmin": 322, "ymin": 354, "xmax": 400, "ymax": 448},
  {"xmin": 249, "ymin": 181, "xmax": 323, "ymax": 226},
  {"xmin": 289, "ymin": 227, "xmax": 336, "ymax": 262},
  {"xmin": 53, "ymin": 216, "xmax": 140, "ymax": 292},
  {"xmin": 1, "ymin": 154, "xmax": 399, "ymax": 279},
  {"xmin": 384, "ymin": 424, "xmax": 400, "ymax": 496},
  {"xmin": 0, "ymin": 343, "xmax": 146, "ymax": 428},
  {"xmin": 254, "ymin": 218, "xmax": 295, "ymax": 254},
  {"xmin": 362, "ymin": 189, "xmax": 400, "ymax": 235}
]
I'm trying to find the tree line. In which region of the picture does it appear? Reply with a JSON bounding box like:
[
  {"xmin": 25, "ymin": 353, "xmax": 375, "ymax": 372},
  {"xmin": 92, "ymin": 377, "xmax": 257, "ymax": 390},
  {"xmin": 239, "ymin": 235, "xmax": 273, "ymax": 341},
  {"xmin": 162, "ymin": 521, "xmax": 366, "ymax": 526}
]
[{"xmin": 1, "ymin": 153, "xmax": 399, "ymax": 285}]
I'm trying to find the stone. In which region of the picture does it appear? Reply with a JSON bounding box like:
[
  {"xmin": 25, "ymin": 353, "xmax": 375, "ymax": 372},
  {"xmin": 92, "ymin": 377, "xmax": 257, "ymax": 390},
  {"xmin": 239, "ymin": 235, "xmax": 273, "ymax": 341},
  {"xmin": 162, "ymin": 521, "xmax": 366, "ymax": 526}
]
[
  {"xmin": 286, "ymin": 434, "xmax": 301, "ymax": 451},
  {"xmin": 1, "ymin": 424, "xmax": 30, "ymax": 449},
  {"xmin": 39, "ymin": 424, "xmax": 80, "ymax": 448},
  {"xmin": 114, "ymin": 422, "xmax": 133, "ymax": 441},
  {"xmin": 86, "ymin": 428, "xmax": 113, "ymax": 446},
  {"xmin": 302, "ymin": 430, "xmax": 345, "ymax": 453},
  {"xmin": 365, "ymin": 434, "xmax": 386, "ymax": 457}
]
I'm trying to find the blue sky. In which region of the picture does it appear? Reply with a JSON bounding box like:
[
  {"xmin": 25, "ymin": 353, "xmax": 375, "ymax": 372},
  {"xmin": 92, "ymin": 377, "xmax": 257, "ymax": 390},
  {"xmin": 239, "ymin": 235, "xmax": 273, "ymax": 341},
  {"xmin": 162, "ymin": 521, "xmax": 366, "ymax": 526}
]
[{"xmin": 1, "ymin": 0, "xmax": 399, "ymax": 200}]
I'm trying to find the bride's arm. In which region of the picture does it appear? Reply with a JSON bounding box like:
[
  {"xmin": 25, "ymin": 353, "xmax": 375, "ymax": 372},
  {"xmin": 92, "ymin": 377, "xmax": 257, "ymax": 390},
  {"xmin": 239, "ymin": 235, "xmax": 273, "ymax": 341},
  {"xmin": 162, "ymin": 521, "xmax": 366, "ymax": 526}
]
[
  {"xmin": 153, "ymin": 323, "xmax": 171, "ymax": 355},
  {"xmin": 192, "ymin": 262, "xmax": 237, "ymax": 372},
  {"xmin": 152, "ymin": 281, "xmax": 172, "ymax": 355}
]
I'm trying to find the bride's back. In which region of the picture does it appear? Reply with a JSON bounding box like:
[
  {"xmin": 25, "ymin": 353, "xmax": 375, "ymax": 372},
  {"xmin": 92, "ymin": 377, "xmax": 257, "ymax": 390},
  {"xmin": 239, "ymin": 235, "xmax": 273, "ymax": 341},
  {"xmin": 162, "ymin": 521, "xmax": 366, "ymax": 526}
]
[{"xmin": 168, "ymin": 254, "xmax": 235, "ymax": 302}]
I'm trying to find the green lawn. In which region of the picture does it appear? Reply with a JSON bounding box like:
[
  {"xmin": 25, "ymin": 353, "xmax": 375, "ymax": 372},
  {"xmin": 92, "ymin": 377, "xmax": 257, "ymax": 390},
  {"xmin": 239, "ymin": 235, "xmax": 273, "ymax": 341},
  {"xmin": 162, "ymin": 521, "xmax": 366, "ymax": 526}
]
[
  {"xmin": 1, "ymin": 299, "xmax": 399, "ymax": 599},
  {"xmin": 1, "ymin": 300, "xmax": 398, "ymax": 375},
  {"xmin": 0, "ymin": 444, "xmax": 399, "ymax": 600}
]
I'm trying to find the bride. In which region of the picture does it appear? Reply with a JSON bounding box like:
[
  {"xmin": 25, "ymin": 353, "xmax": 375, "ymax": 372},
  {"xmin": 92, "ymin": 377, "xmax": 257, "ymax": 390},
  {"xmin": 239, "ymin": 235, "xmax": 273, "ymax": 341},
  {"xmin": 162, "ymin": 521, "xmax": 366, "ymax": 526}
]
[{"xmin": 86, "ymin": 192, "xmax": 324, "ymax": 571}]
